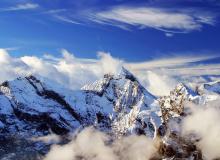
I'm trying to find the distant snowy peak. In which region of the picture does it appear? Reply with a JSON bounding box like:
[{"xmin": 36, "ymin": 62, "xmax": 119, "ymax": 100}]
[
  {"xmin": 198, "ymin": 80, "xmax": 220, "ymax": 95},
  {"xmin": 158, "ymin": 80, "xmax": 220, "ymax": 123}
]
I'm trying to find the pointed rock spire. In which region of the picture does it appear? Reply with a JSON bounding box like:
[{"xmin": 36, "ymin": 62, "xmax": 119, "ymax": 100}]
[{"xmin": 119, "ymin": 67, "xmax": 137, "ymax": 82}]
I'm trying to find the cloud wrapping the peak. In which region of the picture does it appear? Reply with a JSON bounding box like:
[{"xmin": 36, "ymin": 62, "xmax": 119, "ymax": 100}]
[
  {"xmin": 0, "ymin": 49, "xmax": 122, "ymax": 90},
  {"xmin": 97, "ymin": 51, "xmax": 123, "ymax": 75},
  {"xmin": 0, "ymin": 49, "xmax": 30, "ymax": 81}
]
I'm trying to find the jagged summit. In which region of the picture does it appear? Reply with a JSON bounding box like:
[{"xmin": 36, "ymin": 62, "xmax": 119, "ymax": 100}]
[
  {"xmin": 158, "ymin": 82, "xmax": 200, "ymax": 123},
  {"xmin": 82, "ymin": 67, "xmax": 160, "ymax": 137},
  {"xmin": 118, "ymin": 67, "xmax": 137, "ymax": 82},
  {"xmin": 81, "ymin": 66, "xmax": 138, "ymax": 93},
  {"xmin": 82, "ymin": 67, "xmax": 155, "ymax": 101}
]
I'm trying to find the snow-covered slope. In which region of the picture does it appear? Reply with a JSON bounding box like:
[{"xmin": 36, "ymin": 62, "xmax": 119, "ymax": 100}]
[{"xmin": 0, "ymin": 76, "xmax": 81, "ymax": 136}]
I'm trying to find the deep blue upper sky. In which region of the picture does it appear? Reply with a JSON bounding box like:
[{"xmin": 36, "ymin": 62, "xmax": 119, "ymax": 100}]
[{"xmin": 0, "ymin": 0, "xmax": 219, "ymax": 61}]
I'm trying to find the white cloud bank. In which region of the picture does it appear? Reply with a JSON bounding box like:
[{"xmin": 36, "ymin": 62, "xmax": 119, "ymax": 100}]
[
  {"xmin": 44, "ymin": 127, "xmax": 157, "ymax": 160},
  {"xmin": 0, "ymin": 48, "xmax": 219, "ymax": 96},
  {"xmin": 0, "ymin": 49, "xmax": 123, "ymax": 91}
]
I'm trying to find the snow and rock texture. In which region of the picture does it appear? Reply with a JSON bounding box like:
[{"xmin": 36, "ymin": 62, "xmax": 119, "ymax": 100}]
[
  {"xmin": 157, "ymin": 81, "xmax": 220, "ymax": 159},
  {"xmin": 0, "ymin": 76, "xmax": 81, "ymax": 137},
  {"xmin": 82, "ymin": 68, "xmax": 161, "ymax": 137},
  {"xmin": 157, "ymin": 83, "xmax": 203, "ymax": 159}
]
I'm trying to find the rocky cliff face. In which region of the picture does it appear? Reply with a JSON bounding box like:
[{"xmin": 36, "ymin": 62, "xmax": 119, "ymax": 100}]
[{"xmin": 157, "ymin": 83, "xmax": 203, "ymax": 159}]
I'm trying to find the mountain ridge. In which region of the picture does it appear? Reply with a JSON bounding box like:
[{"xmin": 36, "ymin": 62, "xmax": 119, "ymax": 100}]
[{"xmin": 0, "ymin": 68, "xmax": 220, "ymax": 159}]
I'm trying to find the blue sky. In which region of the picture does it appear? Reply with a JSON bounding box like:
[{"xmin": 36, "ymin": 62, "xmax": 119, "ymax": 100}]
[{"xmin": 0, "ymin": 0, "xmax": 220, "ymax": 61}]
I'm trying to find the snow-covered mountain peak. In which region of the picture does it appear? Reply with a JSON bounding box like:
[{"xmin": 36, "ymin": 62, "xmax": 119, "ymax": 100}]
[
  {"xmin": 81, "ymin": 68, "xmax": 160, "ymax": 137},
  {"xmin": 198, "ymin": 80, "xmax": 220, "ymax": 95},
  {"xmin": 0, "ymin": 69, "xmax": 161, "ymax": 139},
  {"xmin": 81, "ymin": 67, "xmax": 138, "ymax": 93},
  {"xmin": 82, "ymin": 67, "xmax": 155, "ymax": 101}
]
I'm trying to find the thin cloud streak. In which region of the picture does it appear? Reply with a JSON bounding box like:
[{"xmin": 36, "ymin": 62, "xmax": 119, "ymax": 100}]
[
  {"xmin": 125, "ymin": 55, "xmax": 220, "ymax": 70},
  {"xmin": 164, "ymin": 64, "xmax": 220, "ymax": 76},
  {"xmin": 53, "ymin": 15, "xmax": 81, "ymax": 25},
  {"xmin": 43, "ymin": 9, "xmax": 67, "ymax": 14},
  {"xmin": 0, "ymin": 3, "xmax": 39, "ymax": 12}
]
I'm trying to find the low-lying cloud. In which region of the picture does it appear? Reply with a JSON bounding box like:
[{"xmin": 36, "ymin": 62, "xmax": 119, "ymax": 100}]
[
  {"xmin": 42, "ymin": 101, "xmax": 220, "ymax": 160},
  {"xmin": 44, "ymin": 127, "xmax": 157, "ymax": 160},
  {"xmin": 182, "ymin": 100, "xmax": 220, "ymax": 160}
]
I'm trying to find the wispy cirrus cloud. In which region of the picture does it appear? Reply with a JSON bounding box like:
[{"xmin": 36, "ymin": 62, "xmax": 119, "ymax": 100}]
[
  {"xmin": 48, "ymin": 5, "xmax": 216, "ymax": 35},
  {"xmin": 126, "ymin": 54, "xmax": 220, "ymax": 70},
  {"xmin": 85, "ymin": 6, "xmax": 215, "ymax": 34},
  {"xmin": 53, "ymin": 15, "xmax": 81, "ymax": 25},
  {"xmin": 0, "ymin": 3, "xmax": 39, "ymax": 12},
  {"xmin": 43, "ymin": 9, "xmax": 67, "ymax": 14}
]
